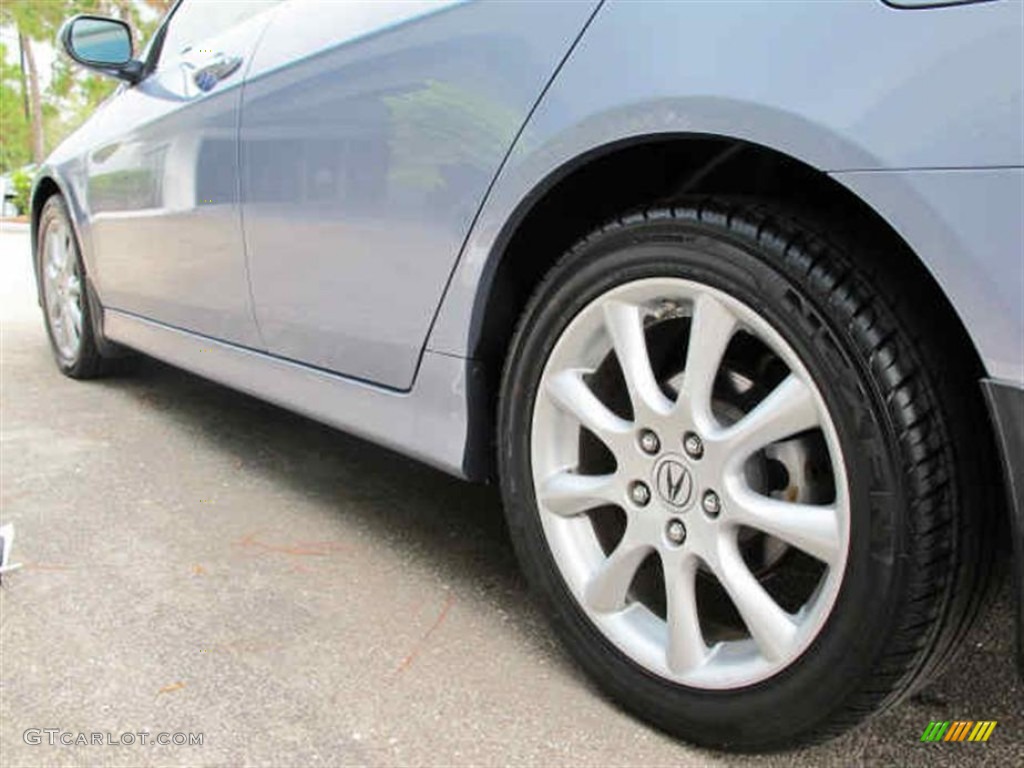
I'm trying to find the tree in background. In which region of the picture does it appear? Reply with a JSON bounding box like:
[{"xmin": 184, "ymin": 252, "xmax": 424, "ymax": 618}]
[
  {"xmin": 0, "ymin": 42, "xmax": 31, "ymax": 172},
  {"xmin": 0, "ymin": 0, "xmax": 167, "ymax": 174},
  {"xmin": 0, "ymin": 0, "xmax": 65, "ymax": 165}
]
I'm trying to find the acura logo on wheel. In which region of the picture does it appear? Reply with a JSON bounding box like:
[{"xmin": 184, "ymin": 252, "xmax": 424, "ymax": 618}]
[{"xmin": 654, "ymin": 456, "xmax": 694, "ymax": 509}]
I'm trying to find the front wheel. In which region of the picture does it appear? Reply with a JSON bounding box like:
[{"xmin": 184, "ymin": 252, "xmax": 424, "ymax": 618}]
[
  {"xmin": 37, "ymin": 195, "xmax": 108, "ymax": 379},
  {"xmin": 498, "ymin": 201, "xmax": 995, "ymax": 750}
]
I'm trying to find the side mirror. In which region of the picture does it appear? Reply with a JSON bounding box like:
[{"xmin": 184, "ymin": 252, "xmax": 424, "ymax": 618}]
[{"xmin": 60, "ymin": 15, "xmax": 143, "ymax": 84}]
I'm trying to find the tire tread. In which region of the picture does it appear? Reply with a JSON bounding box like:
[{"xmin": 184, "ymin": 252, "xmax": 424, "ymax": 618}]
[{"xmin": 499, "ymin": 196, "xmax": 999, "ymax": 750}]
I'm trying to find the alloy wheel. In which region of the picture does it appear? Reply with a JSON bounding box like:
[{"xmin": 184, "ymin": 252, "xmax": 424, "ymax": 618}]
[
  {"xmin": 41, "ymin": 219, "xmax": 83, "ymax": 362},
  {"xmin": 530, "ymin": 277, "xmax": 849, "ymax": 689}
]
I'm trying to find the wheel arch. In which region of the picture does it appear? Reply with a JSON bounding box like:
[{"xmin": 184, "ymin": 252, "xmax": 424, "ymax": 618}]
[
  {"xmin": 29, "ymin": 173, "xmax": 65, "ymax": 298},
  {"xmin": 457, "ymin": 135, "xmax": 992, "ymax": 484},
  {"xmin": 30, "ymin": 170, "xmax": 120, "ymax": 357}
]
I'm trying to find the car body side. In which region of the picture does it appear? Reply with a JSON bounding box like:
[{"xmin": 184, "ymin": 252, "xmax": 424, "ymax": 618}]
[{"xmin": 31, "ymin": 0, "xmax": 1024, "ymax": 645}]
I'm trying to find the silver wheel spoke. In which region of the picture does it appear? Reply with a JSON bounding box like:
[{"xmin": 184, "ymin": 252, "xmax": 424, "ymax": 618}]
[
  {"xmin": 603, "ymin": 300, "xmax": 673, "ymax": 418},
  {"xmin": 714, "ymin": 539, "xmax": 797, "ymax": 661},
  {"xmin": 546, "ymin": 369, "xmax": 631, "ymax": 443},
  {"xmin": 46, "ymin": 233, "xmax": 62, "ymax": 278},
  {"xmin": 584, "ymin": 527, "xmax": 651, "ymax": 613},
  {"xmin": 720, "ymin": 375, "xmax": 819, "ymax": 459},
  {"xmin": 56, "ymin": 232, "xmax": 69, "ymax": 271},
  {"xmin": 66, "ymin": 269, "xmax": 82, "ymax": 343},
  {"xmin": 45, "ymin": 285, "xmax": 60, "ymax": 314},
  {"xmin": 67, "ymin": 300, "xmax": 83, "ymax": 336},
  {"xmin": 539, "ymin": 471, "xmax": 620, "ymax": 517},
  {"xmin": 41, "ymin": 222, "xmax": 82, "ymax": 360},
  {"xmin": 532, "ymin": 277, "xmax": 848, "ymax": 688},
  {"xmin": 730, "ymin": 492, "xmax": 841, "ymax": 564},
  {"xmin": 665, "ymin": 554, "xmax": 707, "ymax": 673},
  {"xmin": 680, "ymin": 293, "xmax": 737, "ymax": 424},
  {"xmin": 67, "ymin": 273, "xmax": 81, "ymax": 300},
  {"xmin": 55, "ymin": 306, "xmax": 70, "ymax": 351}
]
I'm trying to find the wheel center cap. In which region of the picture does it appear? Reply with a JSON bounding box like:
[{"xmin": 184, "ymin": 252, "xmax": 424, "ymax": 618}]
[{"xmin": 652, "ymin": 455, "xmax": 695, "ymax": 509}]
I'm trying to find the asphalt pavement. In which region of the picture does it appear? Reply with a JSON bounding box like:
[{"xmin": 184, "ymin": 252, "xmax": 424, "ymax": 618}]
[{"xmin": 1, "ymin": 224, "xmax": 1021, "ymax": 767}]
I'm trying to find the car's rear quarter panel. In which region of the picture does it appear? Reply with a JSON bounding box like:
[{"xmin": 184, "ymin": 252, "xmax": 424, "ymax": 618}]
[{"xmin": 427, "ymin": 0, "xmax": 1024, "ymax": 384}]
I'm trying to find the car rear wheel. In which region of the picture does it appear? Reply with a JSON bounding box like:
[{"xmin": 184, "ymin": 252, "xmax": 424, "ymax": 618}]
[
  {"xmin": 498, "ymin": 200, "xmax": 997, "ymax": 750},
  {"xmin": 37, "ymin": 195, "xmax": 108, "ymax": 379}
]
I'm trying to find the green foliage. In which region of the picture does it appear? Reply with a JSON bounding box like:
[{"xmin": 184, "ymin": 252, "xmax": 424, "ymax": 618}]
[
  {"xmin": 89, "ymin": 168, "xmax": 152, "ymax": 209},
  {"xmin": 0, "ymin": 43, "xmax": 31, "ymax": 172},
  {"xmin": 10, "ymin": 166, "xmax": 32, "ymax": 214},
  {"xmin": 384, "ymin": 80, "xmax": 520, "ymax": 191},
  {"xmin": 0, "ymin": 0, "xmax": 67, "ymax": 41},
  {"xmin": 0, "ymin": 1, "xmax": 168, "ymax": 171},
  {"xmin": 43, "ymin": 57, "xmax": 118, "ymax": 156}
]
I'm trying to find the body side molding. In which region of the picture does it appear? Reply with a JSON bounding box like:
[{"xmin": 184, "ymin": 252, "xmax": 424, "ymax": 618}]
[{"xmin": 104, "ymin": 310, "xmax": 478, "ymax": 479}]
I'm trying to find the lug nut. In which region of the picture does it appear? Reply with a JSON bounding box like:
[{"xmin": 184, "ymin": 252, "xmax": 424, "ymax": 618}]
[
  {"xmin": 683, "ymin": 432, "xmax": 704, "ymax": 459},
  {"xmin": 702, "ymin": 490, "xmax": 721, "ymax": 517},
  {"xmin": 629, "ymin": 481, "xmax": 651, "ymax": 507},
  {"xmin": 666, "ymin": 519, "xmax": 687, "ymax": 545},
  {"xmin": 638, "ymin": 429, "xmax": 661, "ymax": 455}
]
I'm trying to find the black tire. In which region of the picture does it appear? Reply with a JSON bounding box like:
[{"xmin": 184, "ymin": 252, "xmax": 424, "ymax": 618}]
[
  {"xmin": 498, "ymin": 199, "xmax": 998, "ymax": 750},
  {"xmin": 37, "ymin": 195, "xmax": 109, "ymax": 379}
]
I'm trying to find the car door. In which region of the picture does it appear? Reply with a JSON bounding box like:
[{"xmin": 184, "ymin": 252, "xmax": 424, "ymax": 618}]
[
  {"xmin": 85, "ymin": 0, "xmax": 280, "ymax": 348},
  {"xmin": 240, "ymin": 0, "xmax": 599, "ymax": 389}
]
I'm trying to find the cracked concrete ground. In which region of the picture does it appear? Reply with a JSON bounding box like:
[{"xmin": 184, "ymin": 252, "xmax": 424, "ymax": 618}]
[{"xmin": 1, "ymin": 226, "xmax": 1020, "ymax": 767}]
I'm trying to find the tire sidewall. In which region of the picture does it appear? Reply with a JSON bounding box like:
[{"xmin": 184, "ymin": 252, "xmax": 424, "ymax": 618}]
[
  {"xmin": 499, "ymin": 219, "xmax": 909, "ymax": 748},
  {"xmin": 37, "ymin": 196, "xmax": 96, "ymax": 377}
]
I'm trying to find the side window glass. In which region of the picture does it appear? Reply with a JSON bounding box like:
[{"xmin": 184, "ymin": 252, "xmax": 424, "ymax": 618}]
[{"xmin": 157, "ymin": 0, "xmax": 281, "ymax": 68}]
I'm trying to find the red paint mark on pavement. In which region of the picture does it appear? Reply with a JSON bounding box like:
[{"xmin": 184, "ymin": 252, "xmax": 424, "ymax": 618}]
[{"xmin": 395, "ymin": 594, "xmax": 455, "ymax": 675}]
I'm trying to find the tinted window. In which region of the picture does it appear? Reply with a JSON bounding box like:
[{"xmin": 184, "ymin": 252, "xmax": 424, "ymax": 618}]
[{"xmin": 157, "ymin": 0, "xmax": 280, "ymax": 67}]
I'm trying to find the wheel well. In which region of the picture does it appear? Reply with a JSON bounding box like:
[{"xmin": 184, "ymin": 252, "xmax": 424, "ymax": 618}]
[
  {"xmin": 28, "ymin": 175, "xmax": 123, "ymax": 358},
  {"xmin": 29, "ymin": 176, "xmax": 62, "ymax": 271},
  {"xmin": 471, "ymin": 136, "xmax": 988, "ymax": 477}
]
